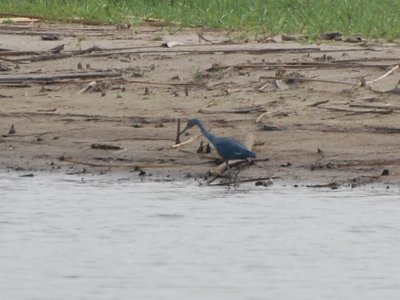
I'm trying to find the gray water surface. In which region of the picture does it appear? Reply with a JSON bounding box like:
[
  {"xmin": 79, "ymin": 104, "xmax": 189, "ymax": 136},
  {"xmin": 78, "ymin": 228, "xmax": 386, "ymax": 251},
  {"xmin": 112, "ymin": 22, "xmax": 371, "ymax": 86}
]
[{"xmin": 1, "ymin": 174, "xmax": 399, "ymax": 300}]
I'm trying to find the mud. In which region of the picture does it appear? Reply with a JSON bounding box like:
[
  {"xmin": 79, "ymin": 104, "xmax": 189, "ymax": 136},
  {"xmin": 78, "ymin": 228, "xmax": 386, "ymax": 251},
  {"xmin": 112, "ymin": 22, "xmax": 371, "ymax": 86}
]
[{"xmin": 1, "ymin": 21, "xmax": 400, "ymax": 186}]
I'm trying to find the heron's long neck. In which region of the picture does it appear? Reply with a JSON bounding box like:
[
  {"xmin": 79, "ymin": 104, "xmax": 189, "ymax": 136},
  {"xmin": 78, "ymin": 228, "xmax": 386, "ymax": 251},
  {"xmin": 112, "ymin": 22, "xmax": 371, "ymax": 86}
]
[{"xmin": 196, "ymin": 122, "xmax": 217, "ymax": 145}]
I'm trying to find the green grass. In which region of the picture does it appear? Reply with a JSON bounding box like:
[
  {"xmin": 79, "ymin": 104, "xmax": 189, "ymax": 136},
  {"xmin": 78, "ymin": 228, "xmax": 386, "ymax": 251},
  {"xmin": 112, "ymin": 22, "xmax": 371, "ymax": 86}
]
[{"xmin": 1, "ymin": 0, "xmax": 400, "ymax": 40}]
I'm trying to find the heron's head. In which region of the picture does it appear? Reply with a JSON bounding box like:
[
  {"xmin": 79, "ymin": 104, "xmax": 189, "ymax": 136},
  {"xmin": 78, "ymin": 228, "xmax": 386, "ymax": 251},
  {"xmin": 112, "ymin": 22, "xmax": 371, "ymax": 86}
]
[{"xmin": 179, "ymin": 119, "xmax": 200, "ymax": 136}]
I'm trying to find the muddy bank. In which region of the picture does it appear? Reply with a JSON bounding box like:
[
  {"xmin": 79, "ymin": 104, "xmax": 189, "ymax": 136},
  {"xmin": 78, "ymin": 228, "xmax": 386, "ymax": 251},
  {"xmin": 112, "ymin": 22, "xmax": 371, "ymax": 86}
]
[{"xmin": 1, "ymin": 21, "xmax": 400, "ymax": 187}]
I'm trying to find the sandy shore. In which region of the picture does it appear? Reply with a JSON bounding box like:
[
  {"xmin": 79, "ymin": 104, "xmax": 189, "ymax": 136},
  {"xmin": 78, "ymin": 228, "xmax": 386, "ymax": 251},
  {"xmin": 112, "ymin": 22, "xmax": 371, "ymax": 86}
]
[{"xmin": 1, "ymin": 21, "xmax": 400, "ymax": 187}]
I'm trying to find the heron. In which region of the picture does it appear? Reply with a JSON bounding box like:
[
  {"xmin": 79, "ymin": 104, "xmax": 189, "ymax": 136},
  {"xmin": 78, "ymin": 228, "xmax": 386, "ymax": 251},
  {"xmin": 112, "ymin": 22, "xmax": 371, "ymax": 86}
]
[{"xmin": 179, "ymin": 118, "xmax": 256, "ymax": 181}]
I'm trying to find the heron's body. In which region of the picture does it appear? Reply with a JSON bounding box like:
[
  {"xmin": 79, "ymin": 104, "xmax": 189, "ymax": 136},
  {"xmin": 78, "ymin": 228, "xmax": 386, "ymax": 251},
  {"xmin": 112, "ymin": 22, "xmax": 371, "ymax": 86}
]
[
  {"xmin": 208, "ymin": 135, "xmax": 256, "ymax": 160},
  {"xmin": 179, "ymin": 119, "xmax": 256, "ymax": 180}
]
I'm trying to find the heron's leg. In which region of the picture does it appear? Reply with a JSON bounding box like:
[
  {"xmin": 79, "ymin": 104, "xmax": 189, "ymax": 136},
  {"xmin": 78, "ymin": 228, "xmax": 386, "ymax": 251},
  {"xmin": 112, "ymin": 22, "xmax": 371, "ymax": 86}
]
[
  {"xmin": 225, "ymin": 160, "xmax": 233, "ymax": 181},
  {"xmin": 233, "ymin": 167, "xmax": 240, "ymax": 187}
]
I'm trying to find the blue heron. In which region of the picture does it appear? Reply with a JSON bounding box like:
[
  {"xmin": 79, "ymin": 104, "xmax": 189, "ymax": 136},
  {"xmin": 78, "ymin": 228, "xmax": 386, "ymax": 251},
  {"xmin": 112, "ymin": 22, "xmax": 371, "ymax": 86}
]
[{"xmin": 179, "ymin": 118, "xmax": 256, "ymax": 179}]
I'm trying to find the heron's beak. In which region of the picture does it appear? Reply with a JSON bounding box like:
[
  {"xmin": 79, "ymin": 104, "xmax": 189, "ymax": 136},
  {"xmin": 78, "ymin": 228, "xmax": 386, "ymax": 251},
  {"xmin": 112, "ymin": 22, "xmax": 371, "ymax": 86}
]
[{"xmin": 178, "ymin": 125, "xmax": 189, "ymax": 137}]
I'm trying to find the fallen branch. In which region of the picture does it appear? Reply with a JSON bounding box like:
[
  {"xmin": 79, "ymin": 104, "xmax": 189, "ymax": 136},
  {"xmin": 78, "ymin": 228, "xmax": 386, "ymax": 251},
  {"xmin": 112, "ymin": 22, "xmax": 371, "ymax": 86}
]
[
  {"xmin": 124, "ymin": 78, "xmax": 195, "ymax": 86},
  {"xmin": 198, "ymin": 105, "xmax": 266, "ymax": 114},
  {"xmin": 210, "ymin": 176, "xmax": 280, "ymax": 186},
  {"xmin": 208, "ymin": 61, "xmax": 391, "ymax": 72},
  {"xmin": 29, "ymin": 53, "xmax": 73, "ymax": 62},
  {"xmin": 85, "ymin": 46, "xmax": 322, "ymax": 58},
  {"xmin": 0, "ymin": 83, "xmax": 30, "ymax": 87},
  {"xmin": 337, "ymin": 159, "xmax": 400, "ymax": 168},
  {"xmin": 259, "ymin": 75, "xmax": 354, "ymax": 86},
  {"xmin": 321, "ymin": 106, "xmax": 393, "ymax": 114},
  {"xmin": 90, "ymin": 143, "xmax": 122, "ymax": 150},
  {"xmin": 349, "ymin": 103, "xmax": 400, "ymax": 111},
  {"xmin": 0, "ymin": 71, "xmax": 122, "ymax": 83},
  {"xmin": 0, "ymin": 50, "xmax": 42, "ymax": 57},
  {"xmin": 312, "ymin": 159, "xmax": 400, "ymax": 172}
]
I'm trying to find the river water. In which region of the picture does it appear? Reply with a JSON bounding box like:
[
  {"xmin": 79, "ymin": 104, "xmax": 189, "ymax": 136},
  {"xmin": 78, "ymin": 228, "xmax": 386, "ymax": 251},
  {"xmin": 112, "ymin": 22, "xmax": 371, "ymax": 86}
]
[{"xmin": 0, "ymin": 173, "xmax": 399, "ymax": 300}]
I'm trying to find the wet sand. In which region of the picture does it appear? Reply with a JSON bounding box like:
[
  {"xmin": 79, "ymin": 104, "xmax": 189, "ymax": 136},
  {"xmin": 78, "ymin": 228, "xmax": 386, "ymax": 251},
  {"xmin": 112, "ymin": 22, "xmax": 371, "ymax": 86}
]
[{"xmin": 1, "ymin": 21, "xmax": 400, "ymax": 187}]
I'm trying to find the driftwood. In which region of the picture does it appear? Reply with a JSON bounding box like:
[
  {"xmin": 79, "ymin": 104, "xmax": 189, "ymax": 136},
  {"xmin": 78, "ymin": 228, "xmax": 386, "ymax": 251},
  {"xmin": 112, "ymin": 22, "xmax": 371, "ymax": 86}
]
[
  {"xmin": 77, "ymin": 81, "xmax": 97, "ymax": 94},
  {"xmin": 207, "ymin": 61, "xmax": 392, "ymax": 72},
  {"xmin": 308, "ymin": 100, "xmax": 330, "ymax": 107},
  {"xmin": 198, "ymin": 105, "xmax": 266, "ymax": 114},
  {"xmin": 210, "ymin": 176, "xmax": 279, "ymax": 186},
  {"xmin": 124, "ymin": 78, "xmax": 195, "ymax": 86},
  {"xmin": 259, "ymin": 75, "xmax": 354, "ymax": 86},
  {"xmin": 171, "ymin": 135, "xmax": 201, "ymax": 148},
  {"xmin": 321, "ymin": 106, "xmax": 393, "ymax": 114},
  {"xmin": 256, "ymin": 111, "xmax": 268, "ymax": 123},
  {"xmin": 29, "ymin": 53, "xmax": 73, "ymax": 62},
  {"xmin": 349, "ymin": 103, "xmax": 400, "ymax": 111},
  {"xmin": 0, "ymin": 50, "xmax": 42, "ymax": 57},
  {"xmin": 0, "ymin": 71, "xmax": 122, "ymax": 83},
  {"xmin": 313, "ymin": 158, "xmax": 400, "ymax": 169},
  {"xmin": 307, "ymin": 175, "xmax": 380, "ymax": 189},
  {"xmin": 85, "ymin": 46, "xmax": 323, "ymax": 58},
  {"xmin": 90, "ymin": 143, "xmax": 122, "ymax": 150}
]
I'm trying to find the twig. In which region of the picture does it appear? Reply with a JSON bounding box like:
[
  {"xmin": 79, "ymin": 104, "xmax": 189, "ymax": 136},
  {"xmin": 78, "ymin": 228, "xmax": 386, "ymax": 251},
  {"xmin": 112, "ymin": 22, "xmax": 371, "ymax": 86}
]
[
  {"xmin": 256, "ymin": 111, "xmax": 268, "ymax": 123},
  {"xmin": 175, "ymin": 118, "xmax": 181, "ymax": 144},
  {"xmin": 171, "ymin": 135, "xmax": 201, "ymax": 148},
  {"xmin": 197, "ymin": 32, "xmax": 215, "ymax": 44},
  {"xmin": 308, "ymin": 100, "xmax": 330, "ymax": 107},
  {"xmin": 77, "ymin": 81, "xmax": 97, "ymax": 94},
  {"xmin": 257, "ymin": 82, "xmax": 269, "ymax": 91},
  {"xmin": 365, "ymin": 64, "xmax": 399, "ymax": 85}
]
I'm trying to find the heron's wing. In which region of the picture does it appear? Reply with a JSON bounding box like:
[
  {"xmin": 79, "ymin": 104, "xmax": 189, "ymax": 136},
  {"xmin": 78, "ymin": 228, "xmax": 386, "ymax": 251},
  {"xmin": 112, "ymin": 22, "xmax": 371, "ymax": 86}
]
[{"xmin": 214, "ymin": 137, "xmax": 255, "ymax": 159}]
